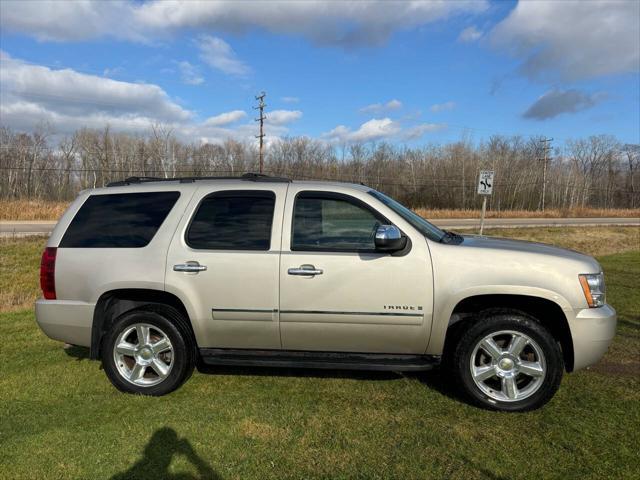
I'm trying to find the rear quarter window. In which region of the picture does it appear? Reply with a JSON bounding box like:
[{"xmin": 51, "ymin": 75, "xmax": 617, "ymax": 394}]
[{"xmin": 60, "ymin": 192, "xmax": 180, "ymax": 248}]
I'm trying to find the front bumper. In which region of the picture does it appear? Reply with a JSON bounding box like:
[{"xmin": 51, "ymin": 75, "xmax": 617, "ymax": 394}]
[
  {"xmin": 569, "ymin": 304, "xmax": 617, "ymax": 371},
  {"xmin": 35, "ymin": 299, "xmax": 94, "ymax": 347}
]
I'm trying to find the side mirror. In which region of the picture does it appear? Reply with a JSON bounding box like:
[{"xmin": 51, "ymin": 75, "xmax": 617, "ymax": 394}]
[{"xmin": 374, "ymin": 225, "xmax": 407, "ymax": 252}]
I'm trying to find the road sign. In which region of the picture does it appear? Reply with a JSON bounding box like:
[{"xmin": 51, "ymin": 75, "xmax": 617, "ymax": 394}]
[
  {"xmin": 477, "ymin": 170, "xmax": 494, "ymax": 235},
  {"xmin": 477, "ymin": 170, "xmax": 494, "ymax": 195}
]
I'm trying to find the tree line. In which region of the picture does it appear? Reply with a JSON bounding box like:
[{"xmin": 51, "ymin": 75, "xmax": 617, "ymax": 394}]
[{"xmin": 1, "ymin": 125, "xmax": 638, "ymax": 210}]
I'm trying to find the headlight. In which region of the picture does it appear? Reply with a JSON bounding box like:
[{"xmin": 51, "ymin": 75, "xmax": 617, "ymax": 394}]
[{"xmin": 579, "ymin": 273, "xmax": 606, "ymax": 308}]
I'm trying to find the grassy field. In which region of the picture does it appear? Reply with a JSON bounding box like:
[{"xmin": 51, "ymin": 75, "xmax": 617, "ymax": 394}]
[
  {"xmin": 0, "ymin": 228, "xmax": 638, "ymax": 479},
  {"xmin": 2, "ymin": 198, "xmax": 639, "ymax": 221},
  {"xmin": 0, "ymin": 200, "xmax": 69, "ymax": 221},
  {"xmin": 417, "ymin": 207, "xmax": 640, "ymax": 220}
]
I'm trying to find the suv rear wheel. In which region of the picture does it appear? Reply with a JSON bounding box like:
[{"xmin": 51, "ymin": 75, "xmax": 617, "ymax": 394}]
[
  {"xmin": 101, "ymin": 307, "xmax": 195, "ymax": 396},
  {"xmin": 450, "ymin": 311, "xmax": 563, "ymax": 412}
]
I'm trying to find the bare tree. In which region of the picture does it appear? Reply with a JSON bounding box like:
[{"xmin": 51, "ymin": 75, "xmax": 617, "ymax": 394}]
[{"xmin": 0, "ymin": 125, "xmax": 638, "ymax": 209}]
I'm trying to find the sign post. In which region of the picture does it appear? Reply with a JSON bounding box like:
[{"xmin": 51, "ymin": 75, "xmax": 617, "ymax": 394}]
[{"xmin": 477, "ymin": 170, "xmax": 494, "ymax": 235}]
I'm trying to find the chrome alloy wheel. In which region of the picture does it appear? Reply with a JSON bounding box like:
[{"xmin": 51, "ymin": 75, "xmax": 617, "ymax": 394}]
[
  {"xmin": 469, "ymin": 330, "xmax": 546, "ymax": 402},
  {"xmin": 113, "ymin": 323, "xmax": 174, "ymax": 387}
]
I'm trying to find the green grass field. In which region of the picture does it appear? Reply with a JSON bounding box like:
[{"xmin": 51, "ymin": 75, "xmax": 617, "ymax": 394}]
[{"xmin": 1, "ymin": 230, "xmax": 639, "ymax": 479}]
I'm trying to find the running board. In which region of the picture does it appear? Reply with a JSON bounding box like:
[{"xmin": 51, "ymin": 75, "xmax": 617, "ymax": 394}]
[{"xmin": 199, "ymin": 348, "xmax": 440, "ymax": 372}]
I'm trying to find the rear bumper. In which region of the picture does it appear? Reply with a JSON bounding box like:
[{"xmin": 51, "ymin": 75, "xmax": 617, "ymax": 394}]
[
  {"xmin": 35, "ymin": 299, "xmax": 94, "ymax": 347},
  {"xmin": 569, "ymin": 304, "xmax": 617, "ymax": 371}
]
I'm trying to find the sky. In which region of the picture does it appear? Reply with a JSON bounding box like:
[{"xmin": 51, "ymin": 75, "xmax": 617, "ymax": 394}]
[{"xmin": 0, "ymin": 0, "xmax": 639, "ymax": 147}]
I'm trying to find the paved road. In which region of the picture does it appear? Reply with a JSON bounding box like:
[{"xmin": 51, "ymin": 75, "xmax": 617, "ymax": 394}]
[
  {"xmin": 1, "ymin": 221, "xmax": 59, "ymax": 237},
  {"xmin": 1, "ymin": 217, "xmax": 638, "ymax": 237}
]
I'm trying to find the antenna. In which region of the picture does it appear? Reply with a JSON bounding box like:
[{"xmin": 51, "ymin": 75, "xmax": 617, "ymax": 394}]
[{"xmin": 254, "ymin": 92, "xmax": 266, "ymax": 173}]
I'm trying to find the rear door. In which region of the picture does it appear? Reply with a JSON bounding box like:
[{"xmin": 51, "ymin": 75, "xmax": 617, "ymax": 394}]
[
  {"xmin": 165, "ymin": 183, "xmax": 287, "ymax": 349},
  {"xmin": 278, "ymin": 185, "xmax": 434, "ymax": 354}
]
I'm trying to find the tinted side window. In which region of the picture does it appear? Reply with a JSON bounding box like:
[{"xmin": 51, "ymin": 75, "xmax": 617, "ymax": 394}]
[
  {"xmin": 292, "ymin": 194, "xmax": 383, "ymax": 251},
  {"xmin": 187, "ymin": 191, "xmax": 275, "ymax": 250},
  {"xmin": 60, "ymin": 192, "xmax": 180, "ymax": 248}
]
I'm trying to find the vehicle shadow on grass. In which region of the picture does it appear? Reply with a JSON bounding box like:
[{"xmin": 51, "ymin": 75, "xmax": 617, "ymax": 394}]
[
  {"xmin": 198, "ymin": 364, "xmax": 466, "ymax": 403},
  {"xmin": 197, "ymin": 363, "xmax": 402, "ymax": 381},
  {"xmin": 405, "ymin": 369, "xmax": 467, "ymax": 404},
  {"xmin": 111, "ymin": 427, "xmax": 221, "ymax": 480},
  {"xmin": 63, "ymin": 349, "xmax": 463, "ymax": 403},
  {"xmin": 63, "ymin": 344, "xmax": 90, "ymax": 361}
]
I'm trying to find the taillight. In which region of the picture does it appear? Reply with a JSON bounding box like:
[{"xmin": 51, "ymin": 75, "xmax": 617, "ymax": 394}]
[{"xmin": 40, "ymin": 247, "xmax": 57, "ymax": 300}]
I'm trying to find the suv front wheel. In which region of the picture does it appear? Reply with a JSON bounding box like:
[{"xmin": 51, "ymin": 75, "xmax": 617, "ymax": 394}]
[
  {"xmin": 450, "ymin": 311, "xmax": 564, "ymax": 412},
  {"xmin": 101, "ymin": 307, "xmax": 195, "ymax": 396}
]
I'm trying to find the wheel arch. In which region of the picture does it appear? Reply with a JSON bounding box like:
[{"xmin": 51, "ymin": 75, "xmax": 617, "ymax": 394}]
[
  {"xmin": 442, "ymin": 294, "xmax": 575, "ymax": 372},
  {"xmin": 90, "ymin": 288, "xmax": 195, "ymax": 360}
]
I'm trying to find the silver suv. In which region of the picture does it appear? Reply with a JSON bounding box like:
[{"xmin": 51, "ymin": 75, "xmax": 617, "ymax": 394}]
[{"xmin": 35, "ymin": 174, "xmax": 616, "ymax": 411}]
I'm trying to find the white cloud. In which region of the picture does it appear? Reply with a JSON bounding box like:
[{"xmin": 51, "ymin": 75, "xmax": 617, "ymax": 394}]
[
  {"xmin": 324, "ymin": 125, "xmax": 351, "ymax": 141},
  {"xmin": 136, "ymin": 0, "xmax": 488, "ymax": 46},
  {"xmin": 324, "ymin": 118, "xmax": 401, "ymax": 143},
  {"xmin": 0, "ymin": 0, "xmax": 488, "ymax": 46},
  {"xmin": 323, "ymin": 116, "xmax": 446, "ymax": 143},
  {"xmin": 203, "ymin": 110, "xmax": 247, "ymax": 126},
  {"xmin": 490, "ymin": 0, "xmax": 640, "ymax": 81},
  {"xmin": 0, "ymin": 0, "xmax": 142, "ymax": 42},
  {"xmin": 0, "ymin": 53, "xmax": 299, "ymax": 145},
  {"xmin": 458, "ymin": 25, "xmax": 482, "ymax": 43},
  {"xmin": 347, "ymin": 118, "xmax": 400, "ymax": 143},
  {"xmin": 266, "ymin": 110, "xmax": 303, "ymax": 126},
  {"xmin": 176, "ymin": 61, "xmax": 204, "ymax": 85},
  {"xmin": 187, "ymin": 122, "xmax": 292, "ymax": 147},
  {"xmin": 0, "ymin": 52, "xmax": 191, "ymax": 124},
  {"xmin": 281, "ymin": 96, "xmax": 300, "ymax": 104},
  {"xmin": 197, "ymin": 35, "xmax": 250, "ymax": 76},
  {"xmin": 360, "ymin": 99, "xmax": 403, "ymax": 114}
]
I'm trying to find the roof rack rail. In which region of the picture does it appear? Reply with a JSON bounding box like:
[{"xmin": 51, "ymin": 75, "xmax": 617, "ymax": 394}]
[{"xmin": 106, "ymin": 173, "xmax": 290, "ymax": 187}]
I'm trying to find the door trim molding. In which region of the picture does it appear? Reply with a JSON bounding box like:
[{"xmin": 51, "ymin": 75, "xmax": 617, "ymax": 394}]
[
  {"xmin": 212, "ymin": 308, "xmax": 278, "ymax": 313},
  {"xmin": 280, "ymin": 309, "xmax": 422, "ymax": 317},
  {"xmin": 279, "ymin": 309, "xmax": 424, "ymax": 325}
]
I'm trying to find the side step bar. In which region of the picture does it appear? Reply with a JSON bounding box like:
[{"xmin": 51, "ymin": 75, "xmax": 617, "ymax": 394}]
[{"xmin": 199, "ymin": 348, "xmax": 440, "ymax": 372}]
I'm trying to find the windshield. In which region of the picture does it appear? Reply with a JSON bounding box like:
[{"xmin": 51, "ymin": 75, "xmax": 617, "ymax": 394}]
[{"xmin": 368, "ymin": 190, "xmax": 446, "ymax": 242}]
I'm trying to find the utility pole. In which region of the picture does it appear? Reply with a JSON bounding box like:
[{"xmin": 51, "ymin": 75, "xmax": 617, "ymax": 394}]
[
  {"xmin": 254, "ymin": 92, "xmax": 266, "ymax": 173},
  {"xmin": 539, "ymin": 137, "xmax": 553, "ymax": 211}
]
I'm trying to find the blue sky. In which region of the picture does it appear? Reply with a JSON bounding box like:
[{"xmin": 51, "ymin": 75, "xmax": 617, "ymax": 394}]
[{"xmin": 1, "ymin": 0, "xmax": 638, "ymax": 146}]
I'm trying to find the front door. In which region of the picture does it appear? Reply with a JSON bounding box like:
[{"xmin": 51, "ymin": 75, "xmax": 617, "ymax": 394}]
[
  {"xmin": 279, "ymin": 186, "xmax": 433, "ymax": 354},
  {"xmin": 165, "ymin": 184, "xmax": 287, "ymax": 349}
]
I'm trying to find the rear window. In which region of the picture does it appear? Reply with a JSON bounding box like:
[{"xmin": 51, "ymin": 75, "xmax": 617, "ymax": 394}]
[
  {"xmin": 186, "ymin": 191, "xmax": 275, "ymax": 250},
  {"xmin": 60, "ymin": 192, "xmax": 180, "ymax": 248}
]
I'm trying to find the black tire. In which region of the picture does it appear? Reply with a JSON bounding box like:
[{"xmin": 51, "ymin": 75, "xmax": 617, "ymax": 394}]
[
  {"xmin": 450, "ymin": 310, "xmax": 563, "ymax": 412},
  {"xmin": 101, "ymin": 306, "xmax": 195, "ymax": 396}
]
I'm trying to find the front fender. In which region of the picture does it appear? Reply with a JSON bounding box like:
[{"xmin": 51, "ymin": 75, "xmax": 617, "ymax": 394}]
[{"xmin": 426, "ymin": 285, "xmax": 572, "ymax": 355}]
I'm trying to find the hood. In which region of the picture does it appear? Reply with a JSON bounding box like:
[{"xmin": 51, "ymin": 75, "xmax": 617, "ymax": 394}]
[{"xmin": 459, "ymin": 234, "xmax": 599, "ymax": 266}]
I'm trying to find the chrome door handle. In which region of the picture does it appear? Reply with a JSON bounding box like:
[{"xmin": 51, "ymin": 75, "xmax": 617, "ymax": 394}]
[
  {"xmin": 288, "ymin": 264, "xmax": 323, "ymax": 276},
  {"xmin": 173, "ymin": 262, "xmax": 207, "ymax": 273}
]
